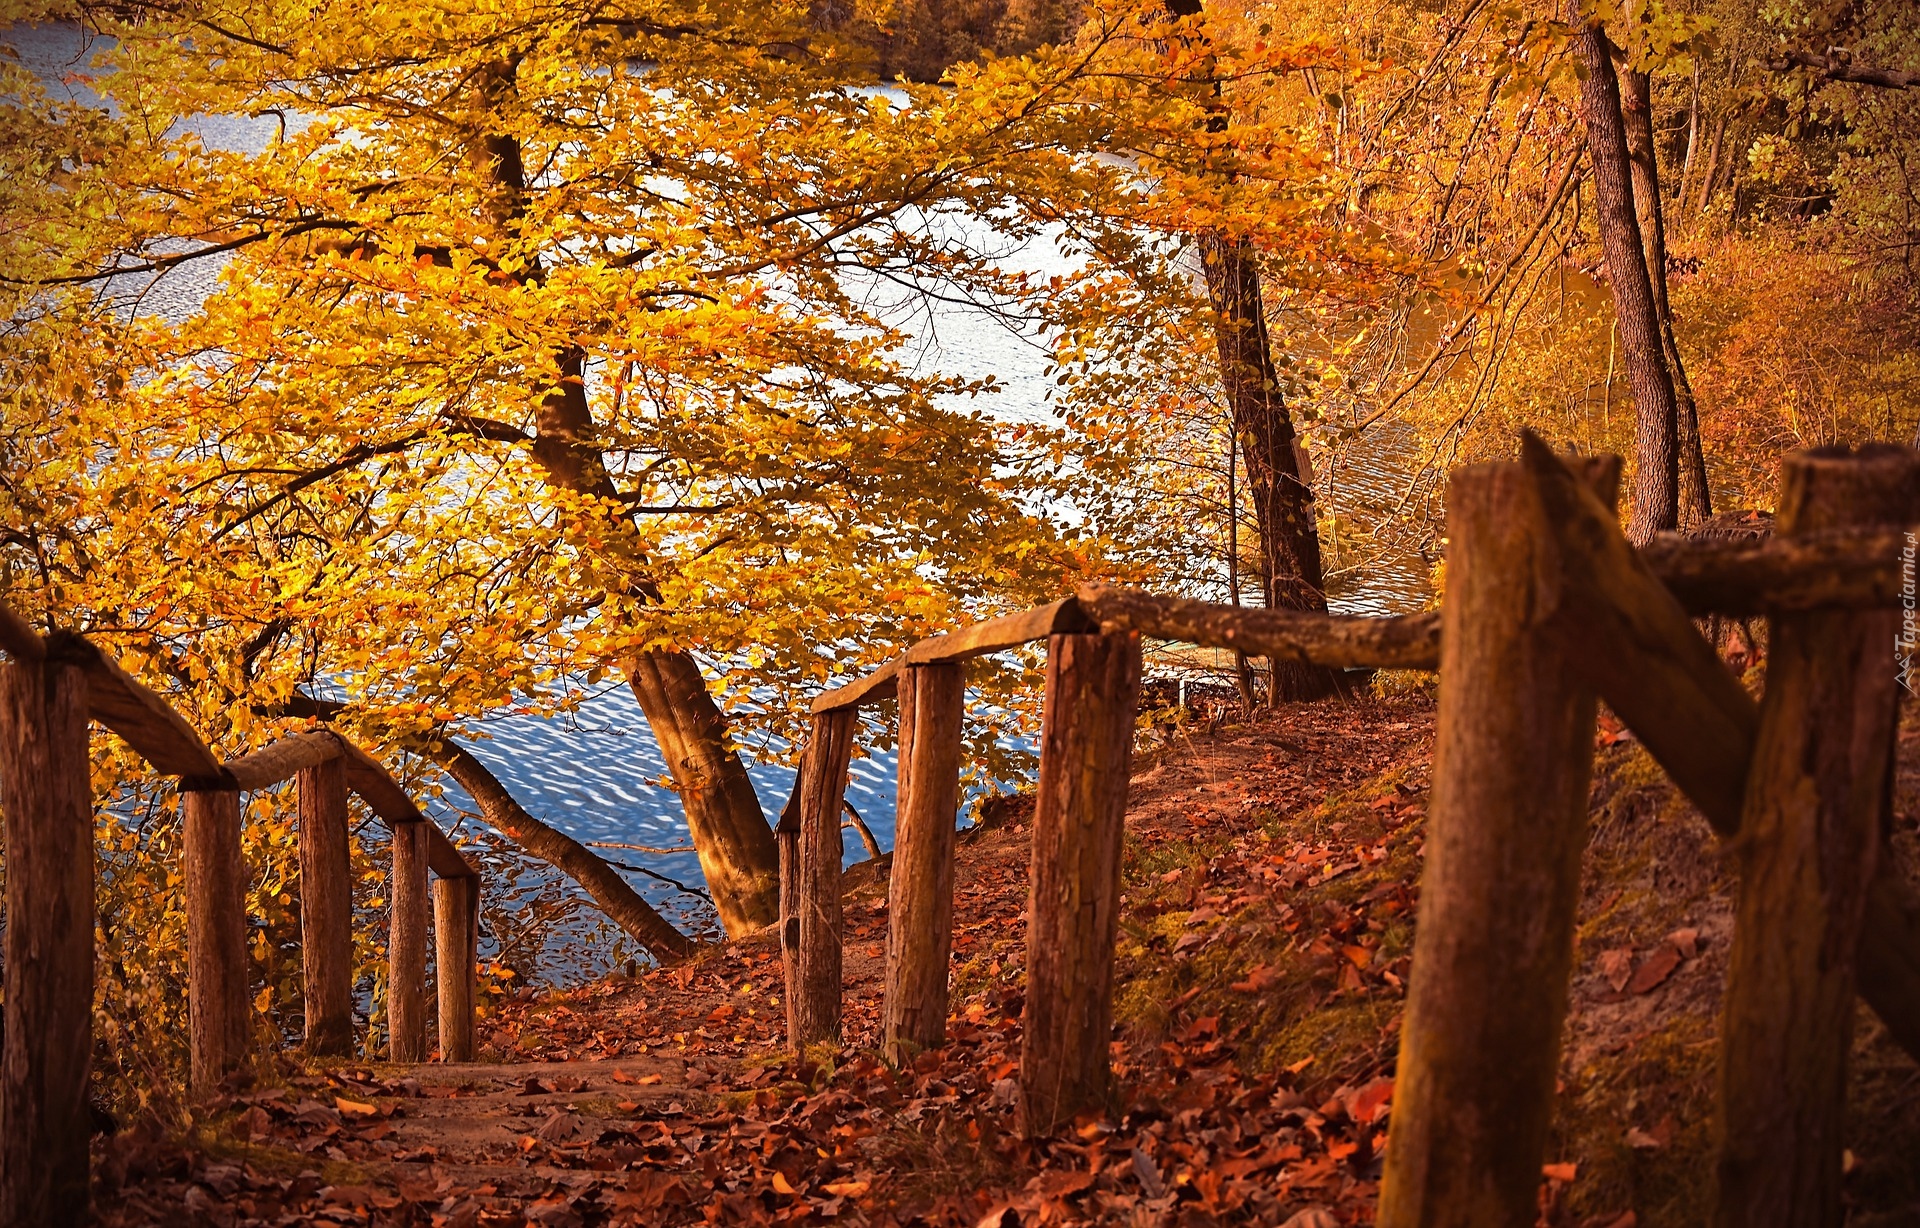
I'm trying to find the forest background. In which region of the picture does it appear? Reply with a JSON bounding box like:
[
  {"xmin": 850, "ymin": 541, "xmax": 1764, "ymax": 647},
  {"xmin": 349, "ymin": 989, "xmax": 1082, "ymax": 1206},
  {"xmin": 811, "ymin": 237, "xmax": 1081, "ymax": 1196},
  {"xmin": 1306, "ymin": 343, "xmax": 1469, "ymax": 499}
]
[{"xmin": 0, "ymin": 0, "xmax": 1916, "ymax": 1119}]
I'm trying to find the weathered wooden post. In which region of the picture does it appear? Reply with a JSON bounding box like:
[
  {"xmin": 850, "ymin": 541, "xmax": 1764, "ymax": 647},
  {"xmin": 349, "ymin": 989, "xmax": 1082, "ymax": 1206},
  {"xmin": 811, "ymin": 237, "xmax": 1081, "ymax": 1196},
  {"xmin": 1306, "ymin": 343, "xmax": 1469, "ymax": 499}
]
[
  {"xmin": 1713, "ymin": 446, "xmax": 1920, "ymax": 1226},
  {"xmin": 0, "ymin": 634, "xmax": 94, "ymax": 1228},
  {"xmin": 777, "ymin": 772, "xmax": 805, "ymax": 1052},
  {"xmin": 183, "ymin": 784, "xmax": 252, "ymax": 1091},
  {"xmin": 434, "ymin": 874, "xmax": 479, "ymax": 1062},
  {"xmin": 883, "ymin": 661, "xmax": 966, "ymax": 1063},
  {"xmin": 789, "ymin": 709, "xmax": 856, "ymax": 1050},
  {"xmin": 297, "ymin": 755, "xmax": 355, "ymax": 1056},
  {"xmin": 1377, "ymin": 459, "xmax": 1613, "ymax": 1228},
  {"xmin": 1019, "ymin": 629, "xmax": 1141, "ymax": 1138},
  {"xmin": 388, "ymin": 820, "xmax": 431, "ymax": 1062}
]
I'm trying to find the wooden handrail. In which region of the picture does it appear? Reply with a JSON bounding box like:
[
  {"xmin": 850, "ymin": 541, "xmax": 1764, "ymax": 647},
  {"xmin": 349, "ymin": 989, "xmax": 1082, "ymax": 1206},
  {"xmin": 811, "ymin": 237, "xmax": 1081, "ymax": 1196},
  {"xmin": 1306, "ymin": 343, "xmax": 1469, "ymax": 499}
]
[
  {"xmin": 223, "ymin": 729, "xmax": 347, "ymax": 790},
  {"xmin": 805, "ymin": 527, "xmax": 1910, "ymax": 716}
]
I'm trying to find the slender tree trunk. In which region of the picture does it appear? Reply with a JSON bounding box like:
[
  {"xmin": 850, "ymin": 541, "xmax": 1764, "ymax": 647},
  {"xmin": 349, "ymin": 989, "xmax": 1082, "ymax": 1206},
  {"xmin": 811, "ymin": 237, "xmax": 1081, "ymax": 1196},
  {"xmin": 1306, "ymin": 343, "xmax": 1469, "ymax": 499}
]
[
  {"xmin": 1226, "ymin": 428, "xmax": 1259, "ymax": 710},
  {"xmin": 465, "ymin": 63, "xmax": 780, "ymax": 937},
  {"xmin": 1167, "ymin": 0, "xmax": 1342, "ymax": 703},
  {"xmin": 1199, "ymin": 235, "xmax": 1343, "ymax": 701},
  {"xmin": 1676, "ymin": 58, "xmax": 1702, "ymax": 229},
  {"xmin": 1622, "ymin": 68, "xmax": 1713, "ymax": 530},
  {"xmin": 1572, "ymin": 17, "xmax": 1681, "ymax": 542}
]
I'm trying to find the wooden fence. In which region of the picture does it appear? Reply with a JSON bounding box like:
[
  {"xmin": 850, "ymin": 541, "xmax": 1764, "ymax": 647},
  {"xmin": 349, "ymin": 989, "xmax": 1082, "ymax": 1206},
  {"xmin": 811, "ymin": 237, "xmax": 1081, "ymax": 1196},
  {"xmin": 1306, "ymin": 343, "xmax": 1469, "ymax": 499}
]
[
  {"xmin": 780, "ymin": 439, "xmax": 1920, "ymax": 1225},
  {"xmin": 0, "ymin": 607, "xmax": 479, "ymax": 1228}
]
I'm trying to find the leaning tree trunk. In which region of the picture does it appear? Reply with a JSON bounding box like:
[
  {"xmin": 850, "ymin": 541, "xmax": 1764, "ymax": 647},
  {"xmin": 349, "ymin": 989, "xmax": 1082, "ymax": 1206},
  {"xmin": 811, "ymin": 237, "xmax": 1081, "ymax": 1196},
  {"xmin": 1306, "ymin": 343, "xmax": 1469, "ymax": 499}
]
[
  {"xmin": 466, "ymin": 62, "xmax": 781, "ymax": 937},
  {"xmin": 1622, "ymin": 67, "xmax": 1712, "ymax": 531},
  {"xmin": 1573, "ymin": 16, "xmax": 1681, "ymax": 543},
  {"xmin": 431, "ymin": 739, "xmax": 700, "ymax": 961},
  {"xmin": 1199, "ymin": 234, "xmax": 1343, "ymax": 701}
]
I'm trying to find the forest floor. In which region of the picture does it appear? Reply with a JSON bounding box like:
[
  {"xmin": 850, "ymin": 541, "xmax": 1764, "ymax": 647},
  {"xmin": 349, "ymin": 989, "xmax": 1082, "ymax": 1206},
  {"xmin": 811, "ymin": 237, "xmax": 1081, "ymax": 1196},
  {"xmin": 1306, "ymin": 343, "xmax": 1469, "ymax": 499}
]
[{"xmin": 92, "ymin": 691, "xmax": 1920, "ymax": 1227}]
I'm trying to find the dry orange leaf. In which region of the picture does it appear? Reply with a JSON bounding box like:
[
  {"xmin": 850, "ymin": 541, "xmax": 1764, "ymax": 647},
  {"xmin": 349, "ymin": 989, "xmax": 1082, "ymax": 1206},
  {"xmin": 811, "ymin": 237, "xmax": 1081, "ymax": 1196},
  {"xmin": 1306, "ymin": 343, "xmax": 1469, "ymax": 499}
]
[
  {"xmin": 1542, "ymin": 1162, "xmax": 1578, "ymax": 1183},
  {"xmin": 335, "ymin": 1096, "xmax": 377, "ymax": 1117},
  {"xmin": 823, "ymin": 1180, "xmax": 871, "ymax": 1197},
  {"xmin": 772, "ymin": 1172, "xmax": 798, "ymax": 1195}
]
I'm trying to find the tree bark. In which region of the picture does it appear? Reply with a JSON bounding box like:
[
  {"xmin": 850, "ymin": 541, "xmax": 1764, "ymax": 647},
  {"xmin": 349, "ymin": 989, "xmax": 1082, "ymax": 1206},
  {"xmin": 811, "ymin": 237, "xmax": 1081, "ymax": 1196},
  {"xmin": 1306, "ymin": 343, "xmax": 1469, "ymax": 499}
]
[
  {"xmin": 297, "ymin": 757, "xmax": 355, "ymax": 1056},
  {"xmin": 183, "ymin": 787, "xmax": 251, "ymax": 1091},
  {"xmin": 1621, "ymin": 67, "xmax": 1712, "ymax": 530},
  {"xmin": 1019, "ymin": 631, "xmax": 1141, "ymax": 1138},
  {"xmin": 1713, "ymin": 447, "xmax": 1920, "ymax": 1227},
  {"xmin": 434, "ymin": 874, "xmax": 478, "ymax": 1062},
  {"xmin": 428, "ymin": 738, "xmax": 696, "ymax": 961},
  {"xmin": 883, "ymin": 662, "xmax": 965, "ymax": 1062},
  {"xmin": 1377, "ymin": 460, "xmax": 1610, "ymax": 1228},
  {"xmin": 388, "ymin": 821, "xmax": 430, "ymax": 1063},
  {"xmin": 789, "ymin": 709, "xmax": 855, "ymax": 1050},
  {"xmin": 1572, "ymin": 17, "xmax": 1681, "ymax": 542},
  {"xmin": 0, "ymin": 649, "xmax": 93, "ymax": 1228},
  {"xmin": 1199, "ymin": 235, "xmax": 1344, "ymax": 700}
]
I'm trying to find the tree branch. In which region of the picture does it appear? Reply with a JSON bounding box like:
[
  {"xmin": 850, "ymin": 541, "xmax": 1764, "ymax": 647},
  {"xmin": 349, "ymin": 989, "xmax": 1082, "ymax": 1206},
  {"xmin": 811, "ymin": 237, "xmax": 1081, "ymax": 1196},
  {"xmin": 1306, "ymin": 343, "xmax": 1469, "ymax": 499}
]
[{"xmin": 1771, "ymin": 50, "xmax": 1920, "ymax": 91}]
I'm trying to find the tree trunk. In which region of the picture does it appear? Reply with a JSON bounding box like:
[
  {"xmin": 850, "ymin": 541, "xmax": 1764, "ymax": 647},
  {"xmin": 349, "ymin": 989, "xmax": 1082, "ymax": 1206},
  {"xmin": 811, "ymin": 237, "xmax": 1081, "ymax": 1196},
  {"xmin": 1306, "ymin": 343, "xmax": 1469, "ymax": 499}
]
[
  {"xmin": 466, "ymin": 64, "xmax": 780, "ymax": 939},
  {"xmin": 297, "ymin": 757, "xmax": 355, "ymax": 1056},
  {"xmin": 428, "ymin": 738, "xmax": 696, "ymax": 961},
  {"xmin": 883, "ymin": 662, "xmax": 965, "ymax": 1062},
  {"xmin": 1378, "ymin": 460, "xmax": 1610, "ymax": 1228},
  {"xmin": 1573, "ymin": 17, "xmax": 1681, "ymax": 542},
  {"xmin": 1622, "ymin": 67, "xmax": 1712, "ymax": 530},
  {"xmin": 1198, "ymin": 235, "xmax": 1343, "ymax": 700},
  {"xmin": 183, "ymin": 787, "xmax": 251, "ymax": 1091},
  {"xmin": 627, "ymin": 651, "xmax": 780, "ymax": 934},
  {"xmin": 1712, "ymin": 448, "xmax": 1919, "ymax": 1227},
  {"xmin": 0, "ymin": 649, "xmax": 93, "ymax": 1228},
  {"xmin": 1019, "ymin": 631, "xmax": 1141, "ymax": 1138}
]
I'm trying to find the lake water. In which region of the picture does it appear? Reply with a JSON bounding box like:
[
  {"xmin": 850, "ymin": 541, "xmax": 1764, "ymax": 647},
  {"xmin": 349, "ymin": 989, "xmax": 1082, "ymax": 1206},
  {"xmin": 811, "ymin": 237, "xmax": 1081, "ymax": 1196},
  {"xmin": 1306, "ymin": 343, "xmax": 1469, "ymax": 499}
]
[{"xmin": 6, "ymin": 22, "xmax": 1431, "ymax": 965}]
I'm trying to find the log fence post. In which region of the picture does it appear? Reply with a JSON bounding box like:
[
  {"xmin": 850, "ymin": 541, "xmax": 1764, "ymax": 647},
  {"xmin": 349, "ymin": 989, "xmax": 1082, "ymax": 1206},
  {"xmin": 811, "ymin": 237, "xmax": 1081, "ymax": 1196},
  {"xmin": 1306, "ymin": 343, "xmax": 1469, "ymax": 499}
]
[
  {"xmin": 778, "ymin": 776, "xmax": 805, "ymax": 1052},
  {"xmin": 1377, "ymin": 459, "xmax": 1613, "ymax": 1227},
  {"xmin": 183, "ymin": 785, "xmax": 252, "ymax": 1091},
  {"xmin": 1712, "ymin": 446, "xmax": 1920, "ymax": 1226},
  {"xmin": 388, "ymin": 820, "xmax": 431, "ymax": 1062},
  {"xmin": 297, "ymin": 755, "xmax": 355, "ymax": 1056},
  {"xmin": 434, "ymin": 874, "xmax": 479, "ymax": 1062},
  {"xmin": 790, "ymin": 708, "xmax": 855, "ymax": 1050},
  {"xmin": 1018, "ymin": 630, "xmax": 1141, "ymax": 1137},
  {"xmin": 883, "ymin": 661, "xmax": 966, "ymax": 1063},
  {"xmin": 0, "ymin": 641, "xmax": 94, "ymax": 1228}
]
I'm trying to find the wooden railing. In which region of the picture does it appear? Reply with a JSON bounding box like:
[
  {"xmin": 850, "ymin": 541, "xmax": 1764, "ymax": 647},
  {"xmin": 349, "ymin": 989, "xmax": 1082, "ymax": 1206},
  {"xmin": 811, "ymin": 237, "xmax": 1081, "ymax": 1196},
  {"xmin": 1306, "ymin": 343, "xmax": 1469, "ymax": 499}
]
[
  {"xmin": 0, "ymin": 606, "xmax": 479, "ymax": 1228},
  {"xmin": 779, "ymin": 439, "xmax": 1920, "ymax": 1225}
]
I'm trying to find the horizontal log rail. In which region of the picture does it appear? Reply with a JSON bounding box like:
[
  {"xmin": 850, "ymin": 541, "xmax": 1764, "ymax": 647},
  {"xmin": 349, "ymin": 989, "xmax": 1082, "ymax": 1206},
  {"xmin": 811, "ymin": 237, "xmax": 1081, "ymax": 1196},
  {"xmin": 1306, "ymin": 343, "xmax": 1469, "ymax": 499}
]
[{"xmin": 808, "ymin": 525, "xmax": 1909, "ymax": 715}]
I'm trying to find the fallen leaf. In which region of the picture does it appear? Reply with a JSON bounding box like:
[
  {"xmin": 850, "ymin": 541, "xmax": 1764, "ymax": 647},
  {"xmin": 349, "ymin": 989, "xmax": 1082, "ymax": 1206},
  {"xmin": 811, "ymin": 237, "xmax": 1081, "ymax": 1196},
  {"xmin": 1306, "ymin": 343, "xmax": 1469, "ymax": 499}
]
[
  {"xmin": 334, "ymin": 1097, "xmax": 377, "ymax": 1117},
  {"xmin": 1131, "ymin": 1148, "xmax": 1167, "ymax": 1199},
  {"xmin": 1347, "ymin": 1077, "xmax": 1395, "ymax": 1124},
  {"xmin": 1625, "ymin": 1127, "xmax": 1664, "ymax": 1150},
  {"xmin": 1542, "ymin": 1162, "xmax": 1578, "ymax": 1183},
  {"xmin": 635, "ymin": 1073, "xmax": 663, "ymax": 1085},
  {"xmin": 822, "ymin": 1180, "xmax": 870, "ymax": 1197},
  {"xmin": 771, "ymin": 1171, "xmax": 797, "ymax": 1195},
  {"xmin": 1666, "ymin": 927, "xmax": 1700, "ymax": 959},
  {"xmin": 1600, "ymin": 948, "xmax": 1634, "ymax": 993},
  {"xmin": 1231, "ymin": 965, "xmax": 1281, "ymax": 993},
  {"xmin": 1279, "ymin": 1209, "xmax": 1338, "ymax": 1228},
  {"xmin": 1627, "ymin": 944, "xmax": 1683, "ymax": 995}
]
